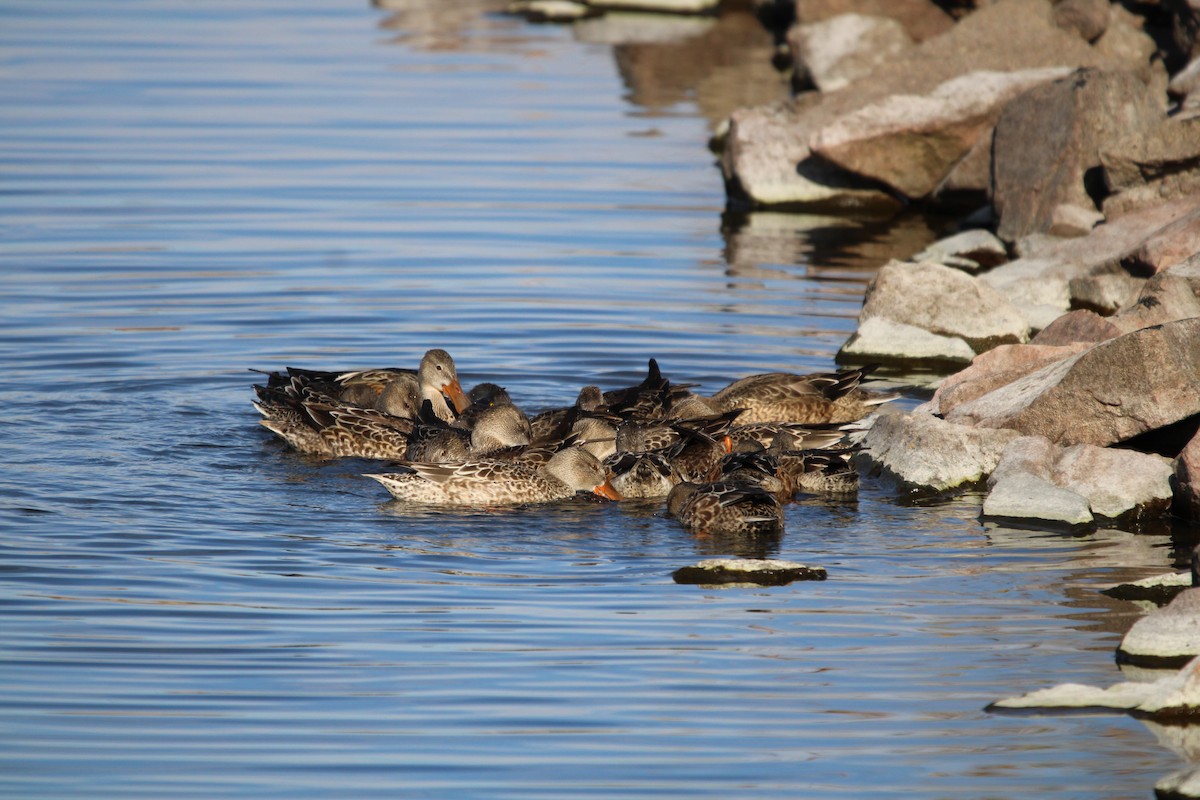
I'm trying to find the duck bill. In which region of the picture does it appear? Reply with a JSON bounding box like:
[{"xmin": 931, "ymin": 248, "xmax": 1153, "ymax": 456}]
[
  {"xmin": 592, "ymin": 480, "xmax": 622, "ymax": 501},
  {"xmin": 442, "ymin": 379, "xmax": 470, "ymax": 414}
]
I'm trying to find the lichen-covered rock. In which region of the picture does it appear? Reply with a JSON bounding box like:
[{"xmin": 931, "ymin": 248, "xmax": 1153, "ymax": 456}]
[
  {"xmin": 946, "ymin": 318, "xmax": 1200, "ymax": 447},
  {"xmin": 672, "ymin": 558, "xmax": 827, "ymax": 586},
  {"xmin": 1120, "ymin": 589, "xmax": 1200, "ymax": 668},
  {"xmin": 991, "ymin": 68, "xmax": 1163, "ymax": 243},
  {"xmin": 859, "ymin": 408, "xmax": 1020, "ymax": 492},
  {"xmin": 857, "ymin": 260, "xmax": 1029, "ymax": 354}
]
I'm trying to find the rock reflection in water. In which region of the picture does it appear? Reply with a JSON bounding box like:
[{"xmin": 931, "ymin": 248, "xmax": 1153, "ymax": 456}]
[{"xmin": 374, "ymin": 0, "xmax": 513, "ymax": 51}]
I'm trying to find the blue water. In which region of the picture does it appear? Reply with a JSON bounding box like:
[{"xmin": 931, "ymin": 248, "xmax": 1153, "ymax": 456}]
[{"xmin": 0, "ymin": 1, "xmax": 1190, "ymax": 797}]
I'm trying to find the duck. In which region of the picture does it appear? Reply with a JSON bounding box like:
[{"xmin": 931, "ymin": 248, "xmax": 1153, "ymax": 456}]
[
  {"xmin": 252, "ymin": 349, "xmax": 469, "ymax": 456},
  {"xmin": 605, "ymin": 450, "xmax": 680, "ymax": 499},
  {"xmin": 777, "ymin": 447, "xmax": 860, "ymax": 496},
  {"xmin": 677, "ymin": 365, "xmax": 896, "ymax": 425},
  {"xmin": 405, "ymin": 401, "xmax": 532, "ymax": 462},
  {"xmin": 365, "ymin": 446, "xmax": 621, "ymax": 506},
  {"xmin": 712, "ymin": 449, "xmax": 792, "ymax": 502},
  {"xmin": 529, "ymin": 385, "xmax": 614, "ymax": 444},
  {"xmin": 666, "ymin": 481, "xmax": 784, "ymax": 536}
]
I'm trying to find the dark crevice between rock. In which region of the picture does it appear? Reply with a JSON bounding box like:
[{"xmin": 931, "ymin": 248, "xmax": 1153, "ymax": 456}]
[
  {"xmin": 1116, "ymin": 648, "xmax": 1197, "ymax": 671},
  {"xmin": 1118, "ymin": 412, "xmax": 1200, "ymax": 458}
]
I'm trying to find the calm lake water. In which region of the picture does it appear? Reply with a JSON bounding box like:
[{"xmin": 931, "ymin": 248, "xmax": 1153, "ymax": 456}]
[{"xmin": 1, "ymin": 1, "xmax": 1195, "ymax": 797}]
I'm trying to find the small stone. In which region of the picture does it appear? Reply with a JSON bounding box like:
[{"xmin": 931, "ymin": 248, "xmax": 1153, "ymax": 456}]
[
  {"xmin": 910, "ymin": 228, "xmax": 1008, "ymax": 273},
  {"xmin": 1101, "ymin": 572, "xmax": 1193, "ymax": 606},
  {"xmin": 672, "ymin": 558, "xmax": 827, "ymax": 586}
]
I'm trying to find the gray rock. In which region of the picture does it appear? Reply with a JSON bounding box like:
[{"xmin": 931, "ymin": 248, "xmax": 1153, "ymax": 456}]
[
  {"xmin": 982, "ymin": 470, "xmax": 1094, "ymax": 526},
  {"xmin": 992, "ymin": 68, "xmax": 1163, "ymax": 243},
  {"xmin": 910, "ymin": 227, "xmax": 1008, "ymax": 273},
  {"xmin": 946, "ymin": 318, "xmax": 1200, "ymax": 447},
  {"xmin": 811, "ymin": 67, "xmax": 1073, "ymax": 200},
  {"xmin": 1052, "ymin": 444, "xmax": 1174, "ymax": 519},
  {"xmin": 1119, "ymin": 588, "xmax": 1200, "ymax": 667},
  {"xmin": 986, "ymin": 434, "xmax": 1058, "ymax": 488},
  {"xmin": 789, "ymin": 14, "xmax": 913, "ymax": 93},
  {"xmin": 837, "ymin": 315, "xmax": 976, "ymax": 366},
  {"xmin": 859, "ymin": 408, "xmax": 1021, "ymax": 492},
  {"xmin": 1102, "ymin": 116, "xmax": 1200, "ymax": 217},
  {"xmin": 857, "ymin": 260, "xmax": 1029, "ymax": 354}
]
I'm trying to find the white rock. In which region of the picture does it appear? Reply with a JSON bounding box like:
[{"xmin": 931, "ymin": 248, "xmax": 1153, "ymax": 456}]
[
  {"xmin": 1052, "ymin": 444, "xmax": 1174, "ymax": 519},
  {"xmin": 911, "ymin": 228, "xmax": 1008, "ymax": 274},
  {"xmin": 790, "ymin": 14, "xmax": 913, "ymax": 93},
  {"xmin": 1121, "ymin": 589, "xmax": 1200, "ymax": 665},
  {"xmin": 992, "ymin": 655, "xmax": 1200, "ymax": 718},
  {"xmin": 1156, "ymin": 767, "xmax": 1200, "ymax": 799},
  {"xmin": 837, "ymin": 316, "xmax": 976, "ymax": 365}
]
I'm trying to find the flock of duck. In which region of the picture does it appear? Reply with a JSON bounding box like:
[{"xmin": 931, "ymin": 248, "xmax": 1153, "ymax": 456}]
[{"xmin": 251, "ymin": 350, "xmax": 897, "ymax": 535}]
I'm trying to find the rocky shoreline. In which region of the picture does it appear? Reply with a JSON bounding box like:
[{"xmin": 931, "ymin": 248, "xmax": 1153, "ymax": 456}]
[{"xmin": 509, "ymin": 0, "xmax": 1200, "ymax": 793}]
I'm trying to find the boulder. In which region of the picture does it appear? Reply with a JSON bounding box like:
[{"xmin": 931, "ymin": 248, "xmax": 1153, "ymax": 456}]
[
  {"xmin": 1051, "ymin": 0, "xmax": 1110, "ymax": 42},
  {"xmin": 1102, "ymin": 116, "xmax": 1200, "ymax": 217},
  {"xmin": 1067, "ymin": 270, "xmax": 1143, "ymax": 314},
  {"xmin": 979, "ymin": 195, "xmax": 1200, "ymax": 322},
  {"xmin": 1174, "ymin": 428, "xmax": 1200, "ymax": 523},
  {"xmin": 1110, "ymin": 270, "xmax": 1200, "ymax": 335},
  {"xmin": 1118, "ymin": 205, "xmax": 1200, "ymax": 275},
  {"xmin": 991, "ymin": 68, "xmax": 1163, "ymax": 243},
  {"xmin": 721, "ymin": 99, "xmax": 902, "ymax": 210},
  {"xmin": 909, "ymin": 228, "xmax": 1008, "ymax": 274},
  {"xmin": 723, "ymin": 0, "xmax": 1131, "ymax": 208},
  {"xmin": 788, "ymin": 14, "xmax": 913, "ymax": 93},
  {"xmin": 836, "ymin": 315, "xmax": 976, "ymax": 366},
  {"xmin": 859, "ymin": 408, "xmax": 1021, "ymax": 492},
  {"xmin": 1092, "ymin": 4, "xmax": 1164, "ymax": 85},
  {"xmin": 946, "ymin": 318, "xmax": 1200, "ymax": 447},
  {"xmin": 856, "ymin": 260, "xmax": 1029, "ymax": 354},
  {"xmin": 793, "ymin": 0, "xmax": 955, "ymax": 42},
  {"xmin": 932, "ymin": 343, "xmax": 1091, "ymax": 415},
  {"xmin": 1029, "ymin": 309, "xmax": 1122, "ymax": 346},
  {"xmin": 1051, "ymin": 444, "xmax": 1174, "ymax": 519},
  {"xmin": 811, "ymin": 67, "xmax": 1073, "ymax": 200},
  {"xmin": 1120, "ymin": 588, "xmax": 1200, "ymax": 667}
]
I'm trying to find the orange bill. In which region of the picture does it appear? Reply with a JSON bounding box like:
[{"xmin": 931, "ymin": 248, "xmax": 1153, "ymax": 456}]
[
  {"xmin": 723, "ymin": 435, "xmax": 733, "ymax": 454},
  {"xmin": 442, "ymin": 379, "xmax": 470, "ymax": 414},
  {"xmin": 593, "ymin": 480, "xmax": 622, "ymax": 501}
]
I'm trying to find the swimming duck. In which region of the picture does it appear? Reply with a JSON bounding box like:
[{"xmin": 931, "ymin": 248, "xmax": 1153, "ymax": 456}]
[
  {"xmin": 682, "ymin": 365, "xmax": 895, "ymax": 425},
  {"xmin": 405, "ymin": 401, "xmax": 532, "ymax": 462},
  {"xmin": 605, "ymin": 450, "xmax": 680, "ymax": 499},
  {"xmin": 529, "ymin": 385, "xmax": 613, "ymax": 444},
  {"xmin": 712, "ymin": 449, "xmax": 792, "ymax": 502},
  {"xmin": 366, "ymin": 446, "xmax": 621, "ymax": 506},
  {"xmin": 666, "ymin": 481, "xmax": 784, "ymax": 536},
  {"xmin": 777, "ymin": 447, "xmax": 860, "ymax": 496},
  {"xmin": 252, "ymin": 349, "xmax": 469, "ymax": 456}
]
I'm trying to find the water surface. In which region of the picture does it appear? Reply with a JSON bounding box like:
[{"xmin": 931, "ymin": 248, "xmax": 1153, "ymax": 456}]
[{"xmin": 0, "ymin": 1, "xmax": 1191, "ymax": 797}]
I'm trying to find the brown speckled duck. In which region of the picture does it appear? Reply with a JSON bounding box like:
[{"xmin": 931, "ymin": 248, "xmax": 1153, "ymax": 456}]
[
  {"xmin": 666, "ymin": 481, "xmax": 784, "ymax": 536},
  {"xmin": 680, "ymin": 365, "xmax": 896, "ymax": 425},
  {"xmin": 366, "ymin": 446, "xmax": 620, "ymax": 506}
]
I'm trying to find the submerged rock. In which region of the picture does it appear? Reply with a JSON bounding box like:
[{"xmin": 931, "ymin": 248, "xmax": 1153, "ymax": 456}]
[
  {"xmin": 990, "ymin": 654, "xmax": 1200, "ymax": 719},
  {"xmin": 672, "ymin": 558, "xmax": 827, "ymax": 586},
  {"xmin": 1102, "ymin": 571, "xmax": 1193, "ymax": 606}
]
